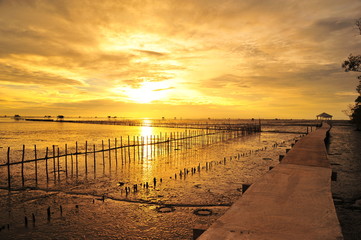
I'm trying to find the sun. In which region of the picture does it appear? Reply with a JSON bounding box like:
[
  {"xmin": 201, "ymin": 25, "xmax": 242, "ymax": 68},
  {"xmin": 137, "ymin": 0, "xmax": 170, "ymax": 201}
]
[{"xmin": 118, "ymin": 81, "xmax": 171, "ymax": 104}]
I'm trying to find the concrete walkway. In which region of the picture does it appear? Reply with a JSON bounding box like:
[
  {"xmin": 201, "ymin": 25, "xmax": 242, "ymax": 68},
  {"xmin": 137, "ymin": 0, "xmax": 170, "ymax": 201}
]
[{"xmin": 198, "ymin": 123, "xmax": 343, "ymax": 240}]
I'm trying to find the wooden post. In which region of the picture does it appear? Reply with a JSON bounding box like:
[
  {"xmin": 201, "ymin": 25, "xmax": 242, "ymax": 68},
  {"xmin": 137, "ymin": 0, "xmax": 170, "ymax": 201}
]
[
  {"xmin": 115, "ymin": 138, "xmax": 118, "ymax": 167},
  {"xmin": 93, "ymin": 144, "xmax": 96, "ymax": 178},
  {"xmin": 47, "ymin": 207, "xmax": 51, "ymax": 222},
  {"xmin": 70, "ymin": 153, "xmax": 74, "ymax": 177},
  {"xmin": 150, "ymin": 135, "xmax": 153, "ymax": 157},
  {"xmin": 127, "ymin": 136, "xmax": 131, "ymax": 162},
  {"xmin": 120, "ymin": 136, "xmax": 123, "ymax": 164},
  {"xmin": 102, "ymin": 140, "xmax": 105, "ymax": 174},
  {"xmin": 137, "ymin": 136, "xmax": 140, "ymax": 162},
  {"xmin": 34, "ymin": 145, "xmax": 38, "ymax": 186},
  {"xmin": 141, "ymin": 136, "xmax": 144, "ymax": 160},
  {"xmin": 21, "ymin": 145, "xmax": 25, "ymax": 188},
  {"xmin": 145, "ymin": 135, "xmax": 148, "ymax": 157},
  {"xmin": 75, "ymin": 142, "xmax": 78, "ymax": 178},
  {"xmin": 57, "ymin": 147, "xmax": 60, "ymax": 181},
  {"xmin": 133, "ymin": 136, "xmax": 136, "ymax": 162},
  {"xmin": 85, "ymin": 141, "xmax": 88, "ymax": 175},
  {"xmin": 65, "ymin": 144, "xmax": 68, "ymax": 178},
  {"xmin": 52, "ymin": 145, "xmax": 56, "ymax": 182},
  {"xmin": 45, "ymin": 147, "xmax": 49, "ymax": 184},
  {"xmin": 7, "ymin": 147, "xmax": 11, "ymax": 191},
  {"xmin": 108, "ymin": 139, "xmax": 111, "ymax": 172}
]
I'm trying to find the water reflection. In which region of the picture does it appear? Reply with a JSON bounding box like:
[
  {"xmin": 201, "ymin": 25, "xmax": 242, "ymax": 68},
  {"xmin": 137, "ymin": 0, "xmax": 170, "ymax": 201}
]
[
  {"xmin": 141, "ymin": 120, "xmax": 155, "ymax": 181},
  {"xmin": 142, "ymin": 119, "xmax": 152, "ymax": 127},
  {"xmin": 141, "ymin": 126, "xmax": 153, "ymax": 139}
]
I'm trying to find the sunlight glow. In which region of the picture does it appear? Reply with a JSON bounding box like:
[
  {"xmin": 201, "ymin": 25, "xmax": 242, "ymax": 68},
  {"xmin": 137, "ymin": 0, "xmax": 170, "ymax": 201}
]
[{"xmin": 120, "ymin": 81, "xmax": 172, "ymax": 103}]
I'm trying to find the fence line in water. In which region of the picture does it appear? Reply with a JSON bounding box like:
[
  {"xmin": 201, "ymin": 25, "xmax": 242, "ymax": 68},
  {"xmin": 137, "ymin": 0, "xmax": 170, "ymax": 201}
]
[{"xmin": 0, "ymin": 124, "xmax": 260, "ymax": 191}]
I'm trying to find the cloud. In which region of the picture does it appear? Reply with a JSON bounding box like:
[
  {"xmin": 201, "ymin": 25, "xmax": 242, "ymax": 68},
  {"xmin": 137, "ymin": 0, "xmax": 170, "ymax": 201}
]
[
  {"xmin": 134, "ymin": 49, "xmax": 167, "ymax": 57},
  {"xmin": 153, "ymin": 87, "xmax": 175, "ymax": 92},
  {"xmin": 201, "ymin": 74, "xmax": 251, "ymax": 89},
  {"xmin": 0, "ymin": 63, "xmax": 82, "ymax": 86},
  {"xmin": 1, "ymin": 0, "xmax": 361, "ymax": 119}
]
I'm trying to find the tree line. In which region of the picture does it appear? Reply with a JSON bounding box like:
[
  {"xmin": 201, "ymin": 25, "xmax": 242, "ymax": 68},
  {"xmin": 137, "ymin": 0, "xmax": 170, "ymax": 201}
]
[{"xmin": 342, "ymin": 18, "xmax": 361, "ymax": 130}]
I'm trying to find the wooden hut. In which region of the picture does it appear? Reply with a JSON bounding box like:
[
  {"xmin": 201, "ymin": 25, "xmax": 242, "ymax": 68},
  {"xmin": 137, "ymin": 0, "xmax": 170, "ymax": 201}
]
[{"xmin": 316, "ymin": 112, "xmax": 333, "ymax": 120}]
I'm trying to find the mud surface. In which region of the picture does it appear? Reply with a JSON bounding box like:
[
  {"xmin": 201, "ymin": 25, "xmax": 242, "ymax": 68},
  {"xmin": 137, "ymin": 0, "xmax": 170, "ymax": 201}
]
[{"xmin": 329, "ymin": 124, "xmax": 361, "ymax": 240}]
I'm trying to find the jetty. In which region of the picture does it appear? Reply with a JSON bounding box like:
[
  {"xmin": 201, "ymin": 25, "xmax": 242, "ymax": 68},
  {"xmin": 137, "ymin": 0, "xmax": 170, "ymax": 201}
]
[{"xmin": 196, "ymin": 123, "xmax": 343, "ymax": 239}]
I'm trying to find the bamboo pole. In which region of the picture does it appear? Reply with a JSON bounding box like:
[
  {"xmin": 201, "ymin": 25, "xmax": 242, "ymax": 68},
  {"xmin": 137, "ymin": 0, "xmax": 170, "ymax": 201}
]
[
  {"xmin": 21, "ymin": 145, "xmax": 25, "ymax": 188},
  {"xmin": 141, "ymin": 136, "xmax": 144, "ymax": 161},
  {"xmin": 75, "ymin": 142, "xmax": 78, "ymax": 178},
  {"xmin": 127, "ymin": 136, "xmax": 131, "ymax": 162},
  {"xmin": 133, "ymin": 136, "xmax": 136, "ymax": 162},
  {"xmin": 34, "ymin": 145, "xmax": 38, "ymax": 186},
  {"xmin": 45, "ymin": 147, "xmax": 49, "ymax": 184},
  {"xmin": 120, "ymin": 136, "xmax": 123, "ymax": 165},
  {"xmin": 146, "ymin": 135, "xmax": 148, "ymax": 158},
  {"xmin": 93, "ymin": 144, "xmax": 96, "ymax": 178},
  {"xmin": 70, "ymin": 153, "xmax": 74, "ymax": 178},
  {"xmin": 102, "ymin": 140, "xmax": 105, "ymax": 175},
  {"xmin": 115, "ymin": 138, "xmax": 118, "ymax": 167},
  {"xmin": 52, "ymin": 145, "xmax": 56, "ymax": 182},
  {"xmin": 108, "ymin": 139, "xmax": 111, "ymax": 173},
  {"xmin": 137, "ymin": 136, "xmax": 140, "ymax": 162},
  {"xmin": 57, "ymin": 147, "xmax": 60, "ymax": 181},
  {"xmin": 65, "ymin": 144, "xmax": 68, "ymax": 178},
  {"xmin": 7, "ymin": 147, "xmax": 11, "ymax": 191},
  {"xmin": 85, "ymin": 141, "xmax": 88, "ymax": 175}
]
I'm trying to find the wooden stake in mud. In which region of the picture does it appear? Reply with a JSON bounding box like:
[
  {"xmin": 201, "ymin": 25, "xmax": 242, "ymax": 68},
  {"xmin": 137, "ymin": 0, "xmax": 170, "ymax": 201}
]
[
  {"xmin": 34, "ymin": 145, "xmax": 38, "ymax": 186},
  {"xmin": 137, "ymin": 136, "xmax": 140, "ymax": 162},
  {"xmin": 85, "ymin": 141, "xmax": 88, "ymax": 175},
  {"xmin": 70, "ymin": 153, "xmax": 74, "ymax": 177},
  {"xmin": 52, "ymin": 145, "xmax": 56, "ymax": 182},
  {"xmin": 150, "ymin": 135, "xmax": 153, "ymax": 157},
  {"xmin": 93, "ymin": 144, "xmax": 96, "ymax": 178},
  {"xmin": 133, "ymin": 136, "xmax": 136, "ymax": 162},
  {"xmin": 75, "ymin": 142, "xmax": 78, "ymax": 178},
  {"xmin": 21, "ymin": 145, "xmax": 25, "ymax": 188},
  {"xmin": 7, "ymin": 147, "xmax": 11, "ymax": 191},
  {"xmin": 127, "ymin": 136, "xmax": 131, "ymax": 162},
  {"xmin": 47, "ymin": 207, "xmax": 51, "ymax": 222},
  {"xmin": 114, "ymin": 138, "xmax": 118, "ymax": 167},
  {"xmin": 120, "ymin": 136, "xmax": 124, "ymax": 164},
  {"xmin": 102, "ymin": 140, "xmax": 105, "ymax": 175},
  {"xmin": 108, "ymin": 139, "xmax": 111, "ymax": 173},
  {"xmin": 65, "ymin": 144, "xmax": 68, "ymax": 178},
  {"xmin": 57, "ymin": 147, "xmax": 60, "ymax": 181},
  {"xmin": 45, "ymin": 147, "xmax": 49, "ymax": 184}
]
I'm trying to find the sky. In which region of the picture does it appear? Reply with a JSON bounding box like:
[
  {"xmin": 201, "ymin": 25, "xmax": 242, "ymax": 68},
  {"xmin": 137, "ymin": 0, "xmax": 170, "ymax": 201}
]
[{"xmin": 0, "ymin": 0, "xmax": 361, "ymax": 119}]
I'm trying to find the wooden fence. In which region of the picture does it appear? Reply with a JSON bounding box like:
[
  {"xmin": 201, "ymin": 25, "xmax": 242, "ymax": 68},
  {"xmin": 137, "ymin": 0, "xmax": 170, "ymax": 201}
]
[{"xmin": 0, "ymin": 124, "xmax": 260, "ymax": 191}]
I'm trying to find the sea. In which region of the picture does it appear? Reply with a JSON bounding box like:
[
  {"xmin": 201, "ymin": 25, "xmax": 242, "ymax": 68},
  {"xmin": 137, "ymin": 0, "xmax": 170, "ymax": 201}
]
[{"xmin": 0, "ymin": 117, "xmax": 359, "ymax": 239}]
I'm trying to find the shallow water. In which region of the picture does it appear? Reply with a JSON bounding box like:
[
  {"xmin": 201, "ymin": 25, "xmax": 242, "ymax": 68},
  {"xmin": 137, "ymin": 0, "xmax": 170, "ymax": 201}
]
[{"xmin": 0, "ymin": 119, "xmax": 307, "ymax": 239}]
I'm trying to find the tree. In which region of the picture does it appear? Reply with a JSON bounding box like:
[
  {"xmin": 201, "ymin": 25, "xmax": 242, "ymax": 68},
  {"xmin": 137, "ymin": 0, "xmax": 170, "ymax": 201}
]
[{"xmin": 342, "ymin": 18, "xmax": 361, "ymax": 130}]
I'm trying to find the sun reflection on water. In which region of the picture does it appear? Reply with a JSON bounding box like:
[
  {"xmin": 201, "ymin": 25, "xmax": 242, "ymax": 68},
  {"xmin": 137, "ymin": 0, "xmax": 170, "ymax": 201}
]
[{"xmin": 140, "ymin": 119, "xmax": 155, "ymax": 181}]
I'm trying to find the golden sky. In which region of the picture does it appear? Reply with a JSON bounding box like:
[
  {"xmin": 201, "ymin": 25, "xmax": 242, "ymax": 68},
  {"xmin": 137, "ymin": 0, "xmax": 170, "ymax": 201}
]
[{"xmin": 1, "ymin": 0, "xmax": 361, "ymax": 119}]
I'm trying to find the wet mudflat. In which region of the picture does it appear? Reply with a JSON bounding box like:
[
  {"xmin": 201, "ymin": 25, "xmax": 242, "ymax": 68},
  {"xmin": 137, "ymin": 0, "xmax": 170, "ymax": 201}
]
[
  {"xmin": 0, "ymin": 120, "xmax": 303, "ymax": 239},
  {"xmin": 329, "ymin": 124, "xmax": 361, "ymax": 240}
]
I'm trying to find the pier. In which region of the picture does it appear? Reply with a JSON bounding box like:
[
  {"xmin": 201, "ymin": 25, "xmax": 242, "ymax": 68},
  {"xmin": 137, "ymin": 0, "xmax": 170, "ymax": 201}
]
[{"xmin": 196, "ymin": 123, "xmax": 343, "ymax": 240}]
